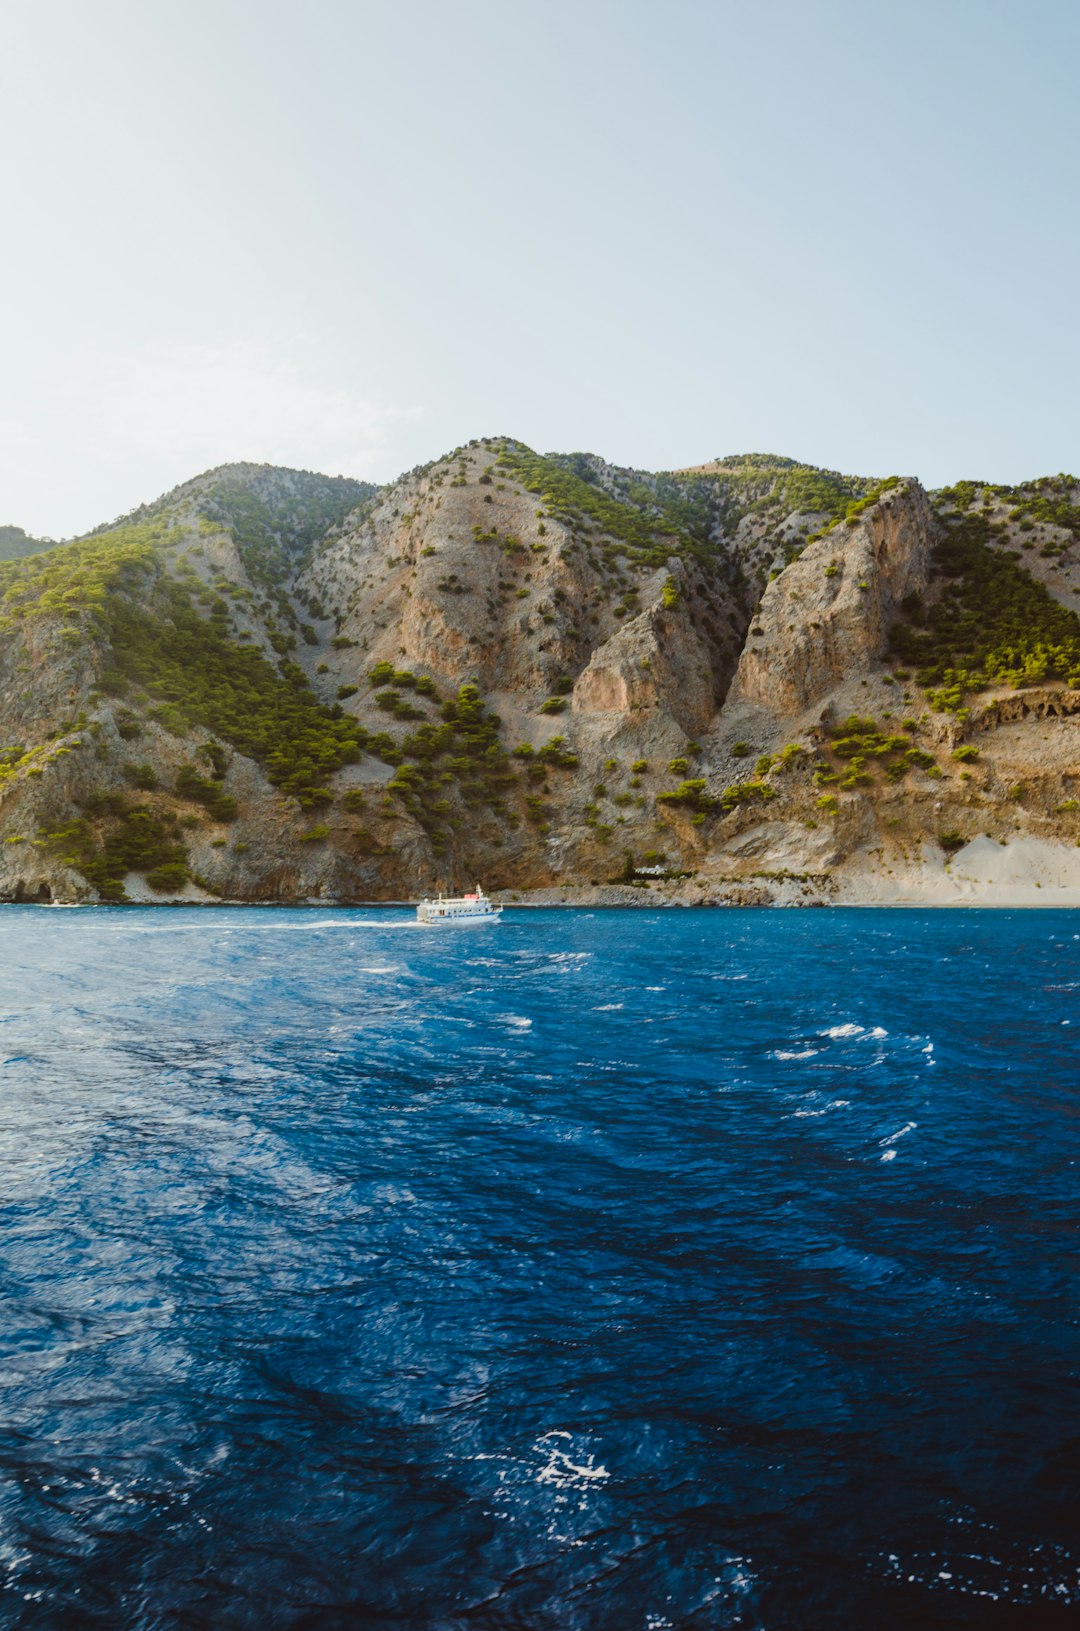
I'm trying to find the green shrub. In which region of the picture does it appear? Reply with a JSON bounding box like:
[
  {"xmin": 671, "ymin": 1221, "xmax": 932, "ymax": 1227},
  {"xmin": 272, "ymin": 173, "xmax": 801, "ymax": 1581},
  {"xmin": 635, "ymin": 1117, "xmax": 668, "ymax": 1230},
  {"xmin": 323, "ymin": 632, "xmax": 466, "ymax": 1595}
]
[
  {"xmin": 535, "ymin": 735, "xmax": 578, "ymax": 769},
  {"xmin": 124, "ymin": 762, "xmax": 159, "ymax": 790},
  {"xmin": 145, "ymin": 861, "xmax": 189, "ymax": 891},
  {"xmin": 820, "ymin": 715, "xmax": 925, "ymax": 782},
  {"xmin": 658, "ymin": 778, "xmax": 717, "ymax": 813},
  {"xmin": 176, "ymin": 764, "xmax": 238, "ymax": 822},
  {"xmin": 718, "ymin": 780, "xmax": 776, "ymax": 814}
]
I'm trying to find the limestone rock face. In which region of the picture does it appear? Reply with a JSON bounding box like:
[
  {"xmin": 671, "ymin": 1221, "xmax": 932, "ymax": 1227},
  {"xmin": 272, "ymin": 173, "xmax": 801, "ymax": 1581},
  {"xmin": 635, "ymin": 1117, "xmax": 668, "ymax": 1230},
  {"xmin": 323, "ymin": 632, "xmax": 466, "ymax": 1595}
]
[
  {"xmin": 730, "ymin": 480, "xmax": 935, "ymax": 714},
  {"xmin": 572, "ymin": 592, "xmax": 722, "ymax": 737},
  {"xmin": 300, "ymin": 451, "xmax": 746, "ymax": 729}
]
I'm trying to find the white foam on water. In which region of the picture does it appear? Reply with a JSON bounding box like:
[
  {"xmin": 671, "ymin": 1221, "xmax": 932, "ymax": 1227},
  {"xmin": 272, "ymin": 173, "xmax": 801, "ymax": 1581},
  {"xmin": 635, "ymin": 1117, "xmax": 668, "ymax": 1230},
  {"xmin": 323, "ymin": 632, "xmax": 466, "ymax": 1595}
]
[
  {"xmin": 499, "ymin": 1014, "xmax": 533, "ymax": 1030},
  {"xmin": 822, "ymin": 1022, "xmax": 863, "ymax": 1038},
  {"xmin": 593, "ymin": 1003, "xmax": 624, "ymax": 1011},
  {"xmin": 786, "ymin": 1088, "xmax": 851, "ymax": 1119},
  {"xmin": 774, "ymin": 1047, "xmax": 820, "ymax": 1060},
  {"xmin": 881, "ymin": 1121, "xmax": 918, "ymax": 1147},
  {"xmin": 880, "ymin": 1149, "xmax": 898, "ymax": 1162},
  {"xmin": 534, "ymin": 1431, "xmax": 610, "ymax": 1491}
]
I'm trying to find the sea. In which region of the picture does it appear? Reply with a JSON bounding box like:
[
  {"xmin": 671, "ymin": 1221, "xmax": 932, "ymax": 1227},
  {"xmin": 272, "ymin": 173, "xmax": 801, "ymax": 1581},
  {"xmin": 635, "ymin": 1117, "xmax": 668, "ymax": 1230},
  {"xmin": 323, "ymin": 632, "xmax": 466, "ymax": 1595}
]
[{"xmin": 0, "ymin": 905, "xmax": 1076, "ymax": 1629}]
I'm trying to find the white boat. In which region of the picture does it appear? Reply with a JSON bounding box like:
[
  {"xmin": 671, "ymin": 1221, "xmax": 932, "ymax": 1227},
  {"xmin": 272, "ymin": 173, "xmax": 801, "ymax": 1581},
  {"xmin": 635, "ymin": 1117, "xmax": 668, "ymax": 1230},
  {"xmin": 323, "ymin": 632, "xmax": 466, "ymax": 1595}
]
[{"xmin": 416, "ymin": 884, "xmax": 502, "ymax": 925}]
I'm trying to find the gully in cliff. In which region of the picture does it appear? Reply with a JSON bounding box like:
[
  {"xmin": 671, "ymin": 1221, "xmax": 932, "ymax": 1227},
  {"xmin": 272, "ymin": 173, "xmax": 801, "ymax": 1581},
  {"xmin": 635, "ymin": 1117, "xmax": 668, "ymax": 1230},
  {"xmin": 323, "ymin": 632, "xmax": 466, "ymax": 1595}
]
[{"xmin": 416, "ymin": 885, "xmax": 502, "ymax": 925}]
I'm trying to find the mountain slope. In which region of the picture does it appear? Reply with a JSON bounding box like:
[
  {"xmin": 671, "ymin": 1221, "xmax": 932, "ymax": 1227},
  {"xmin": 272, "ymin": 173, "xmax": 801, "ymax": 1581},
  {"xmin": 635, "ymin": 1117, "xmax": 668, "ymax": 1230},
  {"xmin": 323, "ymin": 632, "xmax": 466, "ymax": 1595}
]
[
  {"xmin": 1, "ymin": 444, "xmax": 1078, "ymax": 905},
  {"xmin": 0, "ymin": 524, "xmax": 55, "ymax": 562}
]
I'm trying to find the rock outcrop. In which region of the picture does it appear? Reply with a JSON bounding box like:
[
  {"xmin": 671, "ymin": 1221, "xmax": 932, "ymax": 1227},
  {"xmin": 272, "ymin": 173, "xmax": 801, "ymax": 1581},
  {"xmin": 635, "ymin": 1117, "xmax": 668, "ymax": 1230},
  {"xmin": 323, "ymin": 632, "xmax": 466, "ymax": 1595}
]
[
  {"xmin": 731, "ymin": 479, "xmax": 934, "ymax": 713},
  {"xmin": 572, "ymin": 563, "xmax": 739, "ymax": 736}
]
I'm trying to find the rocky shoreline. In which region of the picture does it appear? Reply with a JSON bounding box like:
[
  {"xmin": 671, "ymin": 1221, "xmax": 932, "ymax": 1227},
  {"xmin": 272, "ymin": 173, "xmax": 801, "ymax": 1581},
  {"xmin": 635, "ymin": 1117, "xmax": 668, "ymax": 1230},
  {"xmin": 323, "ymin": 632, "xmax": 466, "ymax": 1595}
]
[{"xmin": 11, "ymin": 831, "xmax": 1080, "ymax": 910}]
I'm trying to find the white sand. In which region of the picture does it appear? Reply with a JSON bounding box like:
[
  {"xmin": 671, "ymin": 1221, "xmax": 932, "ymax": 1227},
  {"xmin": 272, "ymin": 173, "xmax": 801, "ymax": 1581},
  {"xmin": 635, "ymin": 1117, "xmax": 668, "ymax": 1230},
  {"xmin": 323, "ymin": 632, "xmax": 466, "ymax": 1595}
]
[
  {"xmin": 835, "ymin": 836, "xmax": 1080, "ymax": 907},
  {"xmin": 121, "ymin": 872, "xmax": 215, "ymax": 905}
]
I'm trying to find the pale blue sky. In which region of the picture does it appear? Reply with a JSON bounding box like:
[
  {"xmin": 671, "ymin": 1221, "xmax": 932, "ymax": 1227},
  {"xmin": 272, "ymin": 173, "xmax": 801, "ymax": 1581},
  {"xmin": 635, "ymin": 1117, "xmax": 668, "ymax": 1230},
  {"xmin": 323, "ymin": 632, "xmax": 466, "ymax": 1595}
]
[{"xmin": 2, "ymin": 0, "xmax": 1077, "ymax": 536}]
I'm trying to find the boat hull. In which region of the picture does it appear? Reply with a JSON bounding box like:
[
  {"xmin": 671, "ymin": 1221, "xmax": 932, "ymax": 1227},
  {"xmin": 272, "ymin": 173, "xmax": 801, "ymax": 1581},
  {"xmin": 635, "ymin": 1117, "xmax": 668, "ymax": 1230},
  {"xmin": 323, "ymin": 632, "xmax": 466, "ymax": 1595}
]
[
  {"xmin": 416, "ymin": 907, "xmax": 502, "ymax": 925},
  {"xmin": 416, "ymin": 885, "xmax": 502, "ymax": 925}
]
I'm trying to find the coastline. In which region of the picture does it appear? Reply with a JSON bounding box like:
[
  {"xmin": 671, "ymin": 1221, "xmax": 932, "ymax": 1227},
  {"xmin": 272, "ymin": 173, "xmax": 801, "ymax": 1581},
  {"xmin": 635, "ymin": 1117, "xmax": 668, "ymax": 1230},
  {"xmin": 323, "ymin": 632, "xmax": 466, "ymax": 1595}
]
[{"xmin": 10, "ymin": 833, "xmax": 1080, "ymax": 911}]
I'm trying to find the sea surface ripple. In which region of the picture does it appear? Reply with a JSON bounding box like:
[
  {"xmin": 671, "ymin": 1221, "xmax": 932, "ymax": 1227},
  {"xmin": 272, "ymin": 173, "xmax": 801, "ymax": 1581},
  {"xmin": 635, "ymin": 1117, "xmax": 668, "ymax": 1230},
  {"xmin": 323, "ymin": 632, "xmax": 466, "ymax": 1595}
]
[{"xmin": 0, "ymin": 905, "xmax": 1077, "ymax": 1628}]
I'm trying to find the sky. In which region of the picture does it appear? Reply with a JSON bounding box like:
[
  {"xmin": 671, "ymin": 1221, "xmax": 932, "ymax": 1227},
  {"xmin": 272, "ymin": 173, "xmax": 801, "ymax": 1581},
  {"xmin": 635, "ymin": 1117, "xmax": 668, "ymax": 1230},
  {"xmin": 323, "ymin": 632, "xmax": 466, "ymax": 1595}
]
[{"xmin": 2, "ymin": 0, "xmax": 1078, "ymax": 538}]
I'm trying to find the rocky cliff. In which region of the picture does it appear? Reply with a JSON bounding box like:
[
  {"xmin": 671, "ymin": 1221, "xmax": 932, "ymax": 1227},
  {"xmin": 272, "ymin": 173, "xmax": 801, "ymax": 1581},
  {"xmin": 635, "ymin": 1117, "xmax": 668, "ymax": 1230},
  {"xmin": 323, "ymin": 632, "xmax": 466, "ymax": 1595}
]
[
  {"xmin": 1, "ymin": 444, "xmax": 1078, "ymax": 905},
  {"xmin": 731, "ymin": 479, "xmax": 934, "ymax": 713}
]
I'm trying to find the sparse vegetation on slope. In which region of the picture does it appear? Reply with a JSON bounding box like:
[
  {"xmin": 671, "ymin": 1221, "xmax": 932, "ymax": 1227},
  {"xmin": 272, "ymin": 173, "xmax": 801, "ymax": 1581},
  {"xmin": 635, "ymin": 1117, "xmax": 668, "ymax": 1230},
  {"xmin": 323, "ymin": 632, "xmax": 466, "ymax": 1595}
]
[
  {"xmin": 889, "ymin": 512, "xmax": 1080, "ymax": 707},
  {"xmin": 494, "ymin": 441, "xmax": 701, "ymax": 566},
  {"xmin": 105, "ymin": 578, "xmax": 367, "ymax": 803},
  {"xmin": 700, "ymin": 455, "xmax": 873, "ymax": 523},
  {"xmin": 0, "ymin": 521, "xmax": 371, "ymax": 805},
  {"xmin": 387, "ymin": 684, "xmax": 517, "ymax": 853},
  {"xmin": 806, "ymin": 477, "xmax": 902, "ymax": 543},
  {"xmin": 937, "ymin": 473, "xmax": 1080, "ymax": 540},
  {"xmin": 195, "ymin": 467, "xmax": 376, "ymax": 586},
  {"xmin": 45, "ymin": 798, "xmax": 191, "ymax": 903}
]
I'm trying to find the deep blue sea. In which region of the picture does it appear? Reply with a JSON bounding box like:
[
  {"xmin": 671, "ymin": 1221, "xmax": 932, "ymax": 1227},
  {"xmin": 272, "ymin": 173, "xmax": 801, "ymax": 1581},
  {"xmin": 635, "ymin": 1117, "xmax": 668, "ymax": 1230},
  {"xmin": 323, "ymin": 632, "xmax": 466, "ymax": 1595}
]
[{"xmin": 0, "ymin": 905, "xmax": 1077, "ymax": 1629}]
